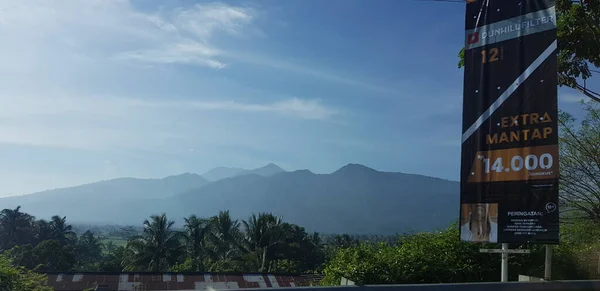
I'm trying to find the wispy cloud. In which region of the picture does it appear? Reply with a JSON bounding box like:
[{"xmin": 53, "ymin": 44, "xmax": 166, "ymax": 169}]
[
  {"xmin": 0, "ymin": 0, "xmax": 395, "ymax": 93},
  {"xmin": 172, "ymin": 3, "xmax": 255, "ymax": 39},
  {"xmin": 0, "ymin": 94, "xmax": 336, "ymax": 121},
  {"xmin": 117, "ymin": 42, "xmax": 226, "ymax": 69},
  {"xmin": 117, "ymin": 2, "xmax": 257, "ymax": 68},
  {"xmin": 0, "ymin": 93, "xmax": 336, "ymax": 150},
  {"xmin": 0, "ymin": 1, "xmax": 254, "ymax": 70},
  {"xmin": 118, "ymin": 96, "xmax": 336, "ymax": 120},
  {"xmin": 177, "ymin": 98, "xmax": 336, "ymax": 120}
]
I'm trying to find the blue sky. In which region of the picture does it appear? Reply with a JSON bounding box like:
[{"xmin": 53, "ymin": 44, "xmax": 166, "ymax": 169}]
[{"xmin": 0, "ymin": 0, "xmax": 592, "ymax": 196}]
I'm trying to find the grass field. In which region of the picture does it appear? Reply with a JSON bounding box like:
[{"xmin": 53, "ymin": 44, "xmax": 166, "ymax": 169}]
[{"xmin": 100, "ymin": 237, "xmax": 128, "ymax": 248}]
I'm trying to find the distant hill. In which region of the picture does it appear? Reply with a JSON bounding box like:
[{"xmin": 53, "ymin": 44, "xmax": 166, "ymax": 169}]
[
  {"xmin": 200, "ymin": 167, "xmax": 245, "ymax": 181},
  {"xmin": 201, "ymin": 164, "xmax": 285, "ymax": 181},
  {"xmin": 238, "ymin": 163, "xmax": 285, "ymax": 177},
  {"xmin": 168, "ymin": 164, "xmax": 459, "ymax": 234},
  {"xmin": 0, "ymin": 173, "xmax": 209, "ymax": 222},
  {"xmin": 0, "ymin": 164, "xmax": 458, "ymax": 234}
]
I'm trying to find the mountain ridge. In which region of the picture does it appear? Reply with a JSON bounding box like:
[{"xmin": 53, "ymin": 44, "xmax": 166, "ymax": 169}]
[
  {"xmin": 200, "ymin": 163, "xmax": 286, "ymax": 181},
  {"xmin": 169, "ymin": 165, "xmax": 458, "ymax": 234},
  {"xmin": 0, "ymin": 163, "xmax": 459, "ymax": 234}
]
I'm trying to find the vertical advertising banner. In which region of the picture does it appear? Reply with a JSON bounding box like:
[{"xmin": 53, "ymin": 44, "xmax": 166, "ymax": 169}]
[{"xmin": 460, "ymin": 0, "xmax": 559, "ymax": 244}]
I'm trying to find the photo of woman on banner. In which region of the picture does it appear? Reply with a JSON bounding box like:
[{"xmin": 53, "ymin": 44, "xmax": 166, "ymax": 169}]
[{"xmin": 460, "ymin": 203, "xmax": 498, "ymax": 243}]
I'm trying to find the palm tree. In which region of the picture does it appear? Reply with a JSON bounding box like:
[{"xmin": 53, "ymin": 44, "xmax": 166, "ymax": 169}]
[
  {"xmin": 100, "ymin": 244, "xmax": 128, "ymax": 272},
  {"xmin": 33, "ymin": 219, "xmax": 54, "ymax": 245},
  {"xmin": 242, "ymin": 212, "xmax": 286, "ymax": 272},
  {"xmin": 77, "ymin": 230, "xmax": 103, "ymax": 267},
  {"xmin": 126, "ymin": 213, "xmax": 183, "ymax": 272},
  {"xmin": 104, "ymin": 241, "xmax": 117, "ymax": 254},
  {"xmin": 310, "ymin": 232, "xmax": 323, "ymax": 248},
  {"xmin": 208, "ymin": 210, "xmax": 241, "ymax": 261},
  {"xmin": 0, "ymin": 206, "xmax": 35, "ymax": 249},
  {"xmin": 50, "ymin": 216, "xmax": 76, "ymax": 245},
  {"xmin": 183, "ymin": 215, "xmax": 210, "ymax": 271}
]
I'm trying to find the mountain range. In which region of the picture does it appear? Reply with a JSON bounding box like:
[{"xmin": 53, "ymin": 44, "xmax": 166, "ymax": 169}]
[{"xmin": 0, "ymin": 163, "xmax": 459, "ymax": 234}]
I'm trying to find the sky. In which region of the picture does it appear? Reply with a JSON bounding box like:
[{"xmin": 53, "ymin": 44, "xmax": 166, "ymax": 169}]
[{"xmin": 0, "ymin": 0, "xmax": 593, "ymax": 197}]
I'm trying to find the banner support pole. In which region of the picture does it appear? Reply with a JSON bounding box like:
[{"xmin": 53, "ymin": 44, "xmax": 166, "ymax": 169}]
[
  {"xmin": 480, "ymin": 246, "xmax": 529, "ymax": 282},
  {"xmin": 501, "ymin": 243, "xmax": 509, "ymax": 282},
  {"xmin": 544, "ymin": 245, "xmax": 553, "ymax": 280}
]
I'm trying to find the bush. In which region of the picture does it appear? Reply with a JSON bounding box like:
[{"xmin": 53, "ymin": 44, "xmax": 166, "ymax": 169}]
[
  {"xmin": 321, "ymin": 224, "xmax": 593, "ymax": 285},
  {"xmin": 0, "ymin": 255, "xmax": 52, "ymax": 291}
]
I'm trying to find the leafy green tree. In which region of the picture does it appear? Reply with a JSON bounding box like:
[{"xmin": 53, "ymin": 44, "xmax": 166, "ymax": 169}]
[
  {"xmin": 170, "ymin": 257, "xmax": 194, "ymax": 272},
  {"xmin": 562, "ymin": 217, "xmax": 600, "ymax": 244},
  {"xmin": 322, "ymin": 225, "xmax": 499, "ymax": 285},
  {"xmin": 559, "ymin": 102, "xmax": 600, "ymax": 221},
  {"xmin": 207, "ymin": 258, "xmax": 251, "ymax": 272},
  {"xmin": 556, "ymin": 0, "xmax": 600, "ymax": 102},
  {"xmin": 269, "ymin": 259, "xmax": 298, "ymax": 273},
  {"xmin": 321, "ymin": 223, "xmax": 593, "ymax": 285},
  {"xmin": 31, "ymin": 240, "xmax": 77, "ymax": 272},
  {"xmin": 270, "ymin": 224, "xmax": 324, "ymax": 273},
  {"xmin": 3, "ymin": 244, "xmax": 36, "ymax": 270},
  {"xmin": 124, "ymin": 213, "xmax": 183, "ymax": 272},
  {"xmin": 305, "ymin": 232, "xmax": 327, "ymax": 271},
  {"xmin": 324, "ymin": 234, "xmax": 359, "ymax": 256},
  {"xmin": 182, "ymin": 215, "xmax": 210, "ymax": 271},
  {"xmin": 321, "ymin": 241, "xmax": 397, "ymax": 285},
  {"xmin": 0, "ymin": 255, "xmax": 52, "ymax": 291},
  {"xmin": 557, "ymin": 219, "xmax": 600, "ymax": 279},
  {"xmin": 458, "ymin": 0, "xmax": 600, "ymax": 102},
  {"xmin": 98, "ymin": 245, "xmax": 127, "ymax": 272},
  {"xmin": 0, "ymin": 206, "xmax": 35, "ymax": 250}
]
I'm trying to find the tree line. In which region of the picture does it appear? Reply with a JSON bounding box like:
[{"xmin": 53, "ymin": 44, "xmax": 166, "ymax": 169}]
[
  {"xmin": 0, "ymin": 208, "xmax": 392, "ymax": 274},
  {"xmin": 3, "ymin": 207, "xmax": 600, "ymax": 286}
]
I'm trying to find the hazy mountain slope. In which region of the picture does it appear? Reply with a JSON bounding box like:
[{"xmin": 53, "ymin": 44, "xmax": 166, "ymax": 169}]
[
  {"xmin": 238, "ymin": 163, "xmax": 285, "ymax": 177},
  {"xmin": 169, "ymin": 164, "xmax": 459, "ymax": 234},
  {"xmin": 0, "ymin": 164, "xmax": 459, "ymax": 234},
  {"xmin": 201, "ymin": 164, "xmax": 285, "ymax": 181},
  {"xmin": 0, "ymin": 173, "xmax": 208, "ymax": 221},
  {"xmin": 200, "ymin": 167, "xmax": 245, "ymax": 181}
]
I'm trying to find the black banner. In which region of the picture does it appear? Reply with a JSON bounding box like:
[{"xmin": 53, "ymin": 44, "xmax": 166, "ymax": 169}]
[{"xmin": 460, "ymin": 0, "xmax": 559, "ymax": 244}]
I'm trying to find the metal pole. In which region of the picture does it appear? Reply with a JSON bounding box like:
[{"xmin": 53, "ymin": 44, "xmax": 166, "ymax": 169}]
[
  {"xmin": 544, "ymin": 245, "xmax": 553, "ymax": 280},
  {"xmin": 597, "ymin": 253, "xmax": 600, "ymax": 275},
  {"xmin": 501, "ymin": 243, "xmax": 509, "ymax": 282}
]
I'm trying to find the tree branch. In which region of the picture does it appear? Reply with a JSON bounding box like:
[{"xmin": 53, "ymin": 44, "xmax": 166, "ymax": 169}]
[{"xmin": 575, "ymin": 82, "xmax": 600, "ymax": 103}]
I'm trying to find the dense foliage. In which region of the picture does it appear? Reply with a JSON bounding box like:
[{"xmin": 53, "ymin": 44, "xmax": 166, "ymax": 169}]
[
  {"xmin": 321, "ymin": 223, "xmax": 597, "ymax": 285},
  {"xmin": 559, "ymin": 103, "xmax": 600, "ymax": 221},
  {"xmin": 2, "ymin": 208, "xmax": 600, "ymax": 286},
  {"xmin": 0, "ymin": 255, "xmax": 52, "ymax": 291},
  {"xmin": 1, "ymin": 208, "xmax": 386, "ymax": 276}
]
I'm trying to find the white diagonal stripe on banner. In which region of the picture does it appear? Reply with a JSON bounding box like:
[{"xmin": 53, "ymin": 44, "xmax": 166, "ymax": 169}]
[{"xmin": 461, "ymin": 39, "xmax": 557, "ymax": 144}]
